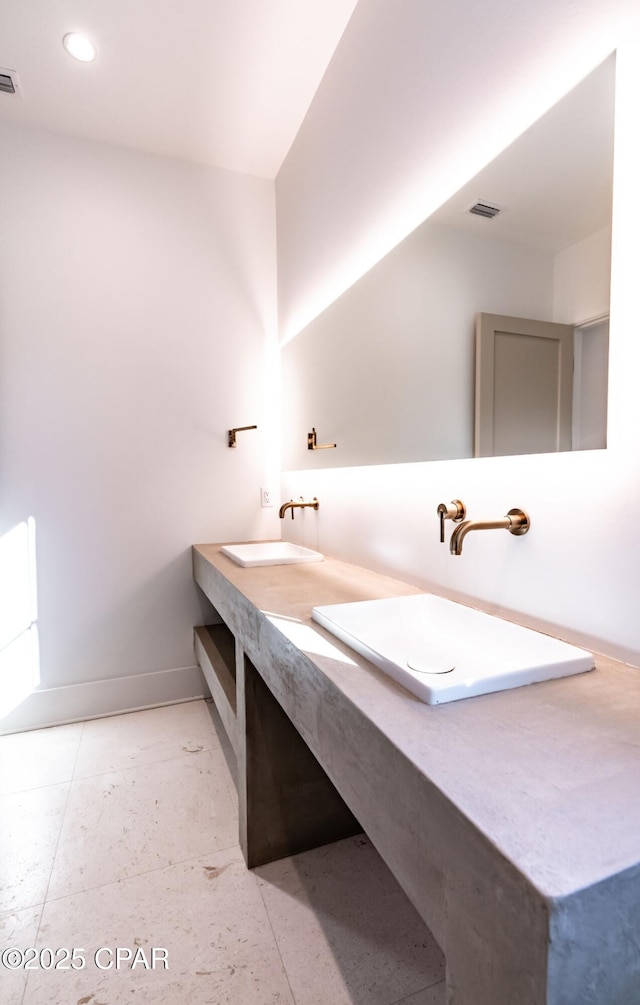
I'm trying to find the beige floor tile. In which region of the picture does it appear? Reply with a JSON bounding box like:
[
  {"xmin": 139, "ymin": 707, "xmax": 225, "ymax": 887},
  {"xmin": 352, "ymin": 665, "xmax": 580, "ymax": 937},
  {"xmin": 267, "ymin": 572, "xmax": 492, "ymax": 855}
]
[
  {"xmin": 74, "ymin": 700, "xmax": 220, "ymax": 778},
  {"xmin": 0, "ymin": 723, "xmax": 83, "ymax": 795},
  {"xmin": 391, "ymin": 982, "xmax": 447, "ymax": 1005},
  {"xmin": 0, "ymin": 904, "xmax": 43, "ymax": 1005},
  {"xmin": 1, "ymin": 705, "xmax": 447, "ymax": 1005},
  {"xmin": 47, "ymin": 749, "xmax": 238, "ymax": 901},
  {"xmin": 0, "ymin": 784, "xmax": 69, "ymax": 914},
  {"xmin": 23, "ymin": 848, "xmax": 294, "ymax": 1005},
  {"xmin": 255, "ymin": 835, "xmax": 445, "ymax": 1005}
]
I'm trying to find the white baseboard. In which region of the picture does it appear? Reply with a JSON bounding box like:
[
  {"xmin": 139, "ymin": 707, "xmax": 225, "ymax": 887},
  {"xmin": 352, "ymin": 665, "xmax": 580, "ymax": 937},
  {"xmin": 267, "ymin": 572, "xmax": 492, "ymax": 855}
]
[{"xmin": 0, "ymin": 664, "xmax": 208, "ymax": 734}]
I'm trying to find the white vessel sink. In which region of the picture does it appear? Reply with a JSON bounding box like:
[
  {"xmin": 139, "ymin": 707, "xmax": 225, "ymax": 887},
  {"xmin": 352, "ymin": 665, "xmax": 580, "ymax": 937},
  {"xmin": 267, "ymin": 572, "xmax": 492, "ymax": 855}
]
[
  {"xmin": 312, "ymin": 594, "xmax": 594, "ymax": 704},
  {"xmin": 221, "ymin": 541, "xmax": 323, "ymax": 568}
]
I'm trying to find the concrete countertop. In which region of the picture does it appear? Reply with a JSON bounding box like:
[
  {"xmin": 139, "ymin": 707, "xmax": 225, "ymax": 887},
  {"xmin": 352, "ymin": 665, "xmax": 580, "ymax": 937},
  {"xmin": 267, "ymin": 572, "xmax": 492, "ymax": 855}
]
[{"xmin": 194, "ymin": 542, "xmax": 640, "ymax": 903}]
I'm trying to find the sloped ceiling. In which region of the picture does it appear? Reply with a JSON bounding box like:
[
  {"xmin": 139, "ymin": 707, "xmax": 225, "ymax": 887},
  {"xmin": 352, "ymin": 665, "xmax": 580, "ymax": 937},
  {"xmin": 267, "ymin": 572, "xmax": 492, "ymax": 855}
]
[{"xmin": 0, "ymin": 0, "xmax": 358, "ymax": 178}]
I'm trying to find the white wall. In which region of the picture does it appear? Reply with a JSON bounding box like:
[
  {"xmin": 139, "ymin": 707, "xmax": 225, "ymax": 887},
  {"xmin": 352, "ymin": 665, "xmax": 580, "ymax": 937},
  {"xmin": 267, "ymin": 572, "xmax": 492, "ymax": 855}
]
[
  {"xmin": 0, "ymin": 122, "xmax": 279, "ymax": 731},
  {"xmin": 278, "ymin": 0, "xmax": 640, "ymax": 665},
  {"xmin": 553, "ymin": 225, "xmax": 612, "ymax": 323}
]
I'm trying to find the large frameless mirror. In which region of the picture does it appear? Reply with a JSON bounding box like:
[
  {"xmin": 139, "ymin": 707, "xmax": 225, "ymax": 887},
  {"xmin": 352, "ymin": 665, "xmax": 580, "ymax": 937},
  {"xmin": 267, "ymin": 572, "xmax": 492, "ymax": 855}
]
[{"xmin": 281, "ymin": 53, "xmax": 615, "ymax": 469}]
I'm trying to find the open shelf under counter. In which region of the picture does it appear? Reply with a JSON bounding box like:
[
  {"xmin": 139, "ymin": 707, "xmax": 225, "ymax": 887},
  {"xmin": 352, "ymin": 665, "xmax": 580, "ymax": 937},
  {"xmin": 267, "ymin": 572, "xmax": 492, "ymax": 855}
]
[{"xmin": 193, "ymin": 622, "xmax": 238, "ymax": 753}]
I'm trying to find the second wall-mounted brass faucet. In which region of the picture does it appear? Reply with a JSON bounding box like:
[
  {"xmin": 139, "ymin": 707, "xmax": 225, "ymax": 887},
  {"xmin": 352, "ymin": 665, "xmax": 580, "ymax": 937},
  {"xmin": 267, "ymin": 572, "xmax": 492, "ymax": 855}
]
[
  {"xmin": 437, "ymin": 499, "xmax": 530, "ymax": 553},
  {"xmin": 449, "ymin": 508, "xmax": 530, "ymax": 555}
]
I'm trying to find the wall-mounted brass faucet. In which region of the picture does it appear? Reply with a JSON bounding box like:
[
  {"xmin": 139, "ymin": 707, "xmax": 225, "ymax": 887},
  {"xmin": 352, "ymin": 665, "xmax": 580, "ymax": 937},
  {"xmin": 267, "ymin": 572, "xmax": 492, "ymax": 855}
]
[
  {"xmin": 228, "ymin": 425, "xmax": 257, "ymax": 447},
  {"xmin": 449, "ymin": 508, "xmax": 530, "ymax": 555},
  {"xmin": 436, "ymin": 499, "xmax": 466, "ymax": 543},
  {"xmin": 308, "ymin": 428, "xmax": 336, "ymax": 450},
  {"xmin": 279, "ymin": 496, "xmax": 320, "ymax": 520}
]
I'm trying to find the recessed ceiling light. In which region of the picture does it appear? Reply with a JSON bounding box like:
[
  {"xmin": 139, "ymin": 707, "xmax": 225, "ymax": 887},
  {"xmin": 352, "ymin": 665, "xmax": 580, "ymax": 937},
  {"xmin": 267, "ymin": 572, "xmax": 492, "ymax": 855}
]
[{"xmin": 63, "ymin": 32, "xmax": 96, "ymax": 62}]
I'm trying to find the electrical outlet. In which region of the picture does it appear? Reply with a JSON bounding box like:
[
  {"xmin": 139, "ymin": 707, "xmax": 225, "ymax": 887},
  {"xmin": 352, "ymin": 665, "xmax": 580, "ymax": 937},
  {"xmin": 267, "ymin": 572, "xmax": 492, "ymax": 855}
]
[{"xmin": 260, "ymin": 487, "xmax": 274, "ymax": 508}]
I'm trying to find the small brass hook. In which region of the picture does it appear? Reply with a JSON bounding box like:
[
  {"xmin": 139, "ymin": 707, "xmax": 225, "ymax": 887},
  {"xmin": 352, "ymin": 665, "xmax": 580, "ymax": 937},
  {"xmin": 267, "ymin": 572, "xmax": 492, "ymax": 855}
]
[
  {"xmin": 307, "ymin": 428, "xmax": 336, "ymax": 450},
  {"xmin": 228, "ymin": 425, "xmax": 257, "ymax": 447}
]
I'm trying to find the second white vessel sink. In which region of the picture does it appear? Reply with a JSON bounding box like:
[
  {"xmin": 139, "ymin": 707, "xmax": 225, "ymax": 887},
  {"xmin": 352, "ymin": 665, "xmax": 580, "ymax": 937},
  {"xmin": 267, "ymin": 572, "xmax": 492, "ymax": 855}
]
[
  {"xmin": 221, "ymin": 541, "xmax": 324, "ymax": 567},
  {"xmin": 312, "ymin": 594, "xmax": 594, "ymax": 704}
]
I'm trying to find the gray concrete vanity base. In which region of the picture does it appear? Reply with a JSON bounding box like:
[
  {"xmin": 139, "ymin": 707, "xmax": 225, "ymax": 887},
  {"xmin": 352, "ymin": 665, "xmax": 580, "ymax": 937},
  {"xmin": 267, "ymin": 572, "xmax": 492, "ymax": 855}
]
[
  {"xmin": 193, "ymin": 543, "xmax": 640, "ymax": 1005},
  {"xmin": 238, "ymin": 652, "xmax": 362, "ymax": 867}
]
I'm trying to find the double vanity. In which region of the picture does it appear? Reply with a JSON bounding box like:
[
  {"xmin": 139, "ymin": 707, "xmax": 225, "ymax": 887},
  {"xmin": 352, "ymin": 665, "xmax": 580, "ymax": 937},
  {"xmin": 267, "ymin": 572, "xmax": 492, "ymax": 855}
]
[{"xmin": 192, "ymin": 541, "xmax": 640, "ymax": 1005}]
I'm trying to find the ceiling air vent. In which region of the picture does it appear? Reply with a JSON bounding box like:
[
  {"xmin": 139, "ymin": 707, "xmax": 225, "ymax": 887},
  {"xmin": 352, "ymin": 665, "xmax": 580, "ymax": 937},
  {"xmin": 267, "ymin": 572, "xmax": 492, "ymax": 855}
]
[
  {"xmin": 468, "ymin": 200, "xmax": 503, "ymax": 220},
  {"xmin": 0, "ymin": 68, "xmax": 20, "ymax": 96}
]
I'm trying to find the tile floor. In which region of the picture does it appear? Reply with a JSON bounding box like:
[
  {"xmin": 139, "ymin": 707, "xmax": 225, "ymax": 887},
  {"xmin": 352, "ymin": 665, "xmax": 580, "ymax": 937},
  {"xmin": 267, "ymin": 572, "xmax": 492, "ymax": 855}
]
[{"xmin": 0, "ymin": 700, "xmax": 446, "ymax": 1004}]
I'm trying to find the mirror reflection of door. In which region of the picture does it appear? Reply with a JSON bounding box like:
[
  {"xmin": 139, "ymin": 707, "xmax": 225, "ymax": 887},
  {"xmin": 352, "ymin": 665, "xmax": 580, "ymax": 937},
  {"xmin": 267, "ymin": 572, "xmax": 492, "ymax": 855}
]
[
  {"xmin": 475, "ymin": 312, "xmax": 609, "ymax": 456},
  {"xmin": 475, "ymin": 313, "xmax": 572, "ymax": 456}
]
